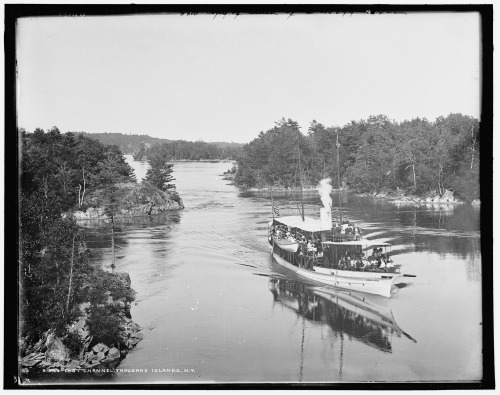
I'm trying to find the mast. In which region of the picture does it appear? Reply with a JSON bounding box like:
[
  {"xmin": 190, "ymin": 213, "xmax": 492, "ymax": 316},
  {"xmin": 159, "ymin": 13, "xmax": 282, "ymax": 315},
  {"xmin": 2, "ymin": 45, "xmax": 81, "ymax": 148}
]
[
  {"xmin": 336, "ymin": 130, "xmax": 343, "ymax": 224},
  {"xmin": 298, "ymin": 128, "xmax": 305, "ymax": 221},
  {"xmin": 271, "ymin": 186, "xmax": 275, "ymax": 221}
]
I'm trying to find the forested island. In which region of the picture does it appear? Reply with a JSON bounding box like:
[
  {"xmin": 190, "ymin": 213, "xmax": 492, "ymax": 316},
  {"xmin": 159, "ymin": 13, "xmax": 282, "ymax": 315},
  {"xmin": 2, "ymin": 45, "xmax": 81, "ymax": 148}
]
[
  {"xmin": 19, "ymin": 127, "xmax": 183, "ymax": 376},
  {"xmin": 75, "ymin": 131, "xmax": 242, "ymax": 161},
  {"xmin": 234, "ymin": 114, "xmax": 480, "ymax": 203}
]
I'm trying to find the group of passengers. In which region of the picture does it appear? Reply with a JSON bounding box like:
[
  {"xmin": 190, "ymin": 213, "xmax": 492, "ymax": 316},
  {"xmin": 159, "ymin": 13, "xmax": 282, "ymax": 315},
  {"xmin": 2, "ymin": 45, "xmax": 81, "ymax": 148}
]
[
  {"xmin": 332, "ymin": 220, "xmax": 362, "ymax": 241},
  {"xmin": 368, "ymin": 247, "xmax": 394, "ymax": 268},
  {"xmin": 272, "ymin": 225, "xmax": 297, "ymax": 242},
  {"xmin": 334, "ymin": 248, "xmax": 394, "ymax": 271},
  {"xmin": 298, "ymin": 236, "xmax": 322, "ymax": 256},
  {"xmin": 271, "ymin": 225, "xmax": 323, "ymax": 257}
]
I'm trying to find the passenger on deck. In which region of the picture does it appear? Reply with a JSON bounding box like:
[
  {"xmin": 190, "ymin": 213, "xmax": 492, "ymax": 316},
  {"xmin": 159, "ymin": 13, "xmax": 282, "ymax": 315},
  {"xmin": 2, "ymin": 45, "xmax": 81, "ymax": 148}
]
[
  {"xmin": 346, "ymin": 225, "xmax": 356, "ymax": 240},
  {"xmin": 377, "ymin": 249, "xmax": 390, "ymax": 268},
  {"xmin": 370, "ymin": 247, "xmax": 381, "ymax": 261},
  {"xmin": 385, "ymin": 255, "xmax": 394, "ymax": 269},
  {"xmin": 379, "ymin": 253, "xmax": 391, "ymax": 269},
  {"xmin": 362, "ymin": 256, "xmax": 371, "ymax": 268},
  {"xmin": 354, "ymin": 226, "xmax": 362, "ymax": 240},
  {"xmin": 314, "ymin": 240, "xmax": 323, "ymax": 253},
  {"xmin": 341, "ymin": 220, "xmax": 349, "ymax": 230},
  {"xmin": 333, "ymin": 225, "xmax": 342, "ymax": 240},
  {"xmin": 377, "ymin": 248, "xmax": 384, "ymax": 263},
  {"xmin": 307, "ymin": 240, "xmax": 317, "ymax": 253},
  {"xmin": 299, "ymin": 237, "xmax": 307, "ymax": 256}
]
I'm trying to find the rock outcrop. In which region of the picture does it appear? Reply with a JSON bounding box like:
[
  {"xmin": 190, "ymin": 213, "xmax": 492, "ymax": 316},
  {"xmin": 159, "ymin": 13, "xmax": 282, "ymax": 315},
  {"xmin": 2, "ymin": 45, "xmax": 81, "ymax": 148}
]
[
  {"xmin": 19, "ymin": 271, "xmax": 143, "ymax": 376},
  {"xmin": 20, "ymin": 316, "xmax": 143, "ymax": 375},
  {"xmin": 74, "ymin": 181, "xmax": 184, "ymax": 221},
  {"xmin": 390, "ymin": 189, "xmax": 464, "ymax": 206}
]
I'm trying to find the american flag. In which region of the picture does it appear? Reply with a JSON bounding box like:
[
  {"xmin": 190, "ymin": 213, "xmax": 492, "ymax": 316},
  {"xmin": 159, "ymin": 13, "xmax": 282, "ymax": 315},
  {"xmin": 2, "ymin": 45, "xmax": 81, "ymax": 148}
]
[{"xmin": 272, "ymin": 200, "xmax": 280, "ymax": 216}]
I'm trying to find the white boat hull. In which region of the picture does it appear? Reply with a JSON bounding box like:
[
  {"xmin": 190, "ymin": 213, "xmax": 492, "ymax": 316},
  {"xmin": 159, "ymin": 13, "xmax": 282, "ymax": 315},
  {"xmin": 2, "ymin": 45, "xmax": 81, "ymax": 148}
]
[
  {"xmin": 312, "ymin": 266, "xmax": 400, "ymax": 280},
  {"xmin": 270, "ymin": 248, "xmax": 402, "ymax": 298}
]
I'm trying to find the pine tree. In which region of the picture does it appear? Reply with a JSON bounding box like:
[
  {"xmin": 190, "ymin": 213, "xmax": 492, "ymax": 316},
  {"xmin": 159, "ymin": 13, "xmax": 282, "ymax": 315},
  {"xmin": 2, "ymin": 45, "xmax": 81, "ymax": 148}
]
[{"xmin": 144, "ymin": 143, "xmax": 176, "ymax": 191}]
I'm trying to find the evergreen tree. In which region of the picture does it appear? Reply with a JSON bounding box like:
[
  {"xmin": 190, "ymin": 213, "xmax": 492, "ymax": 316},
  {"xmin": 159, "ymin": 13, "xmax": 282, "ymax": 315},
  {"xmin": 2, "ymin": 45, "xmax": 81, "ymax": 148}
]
[
  {"xmin": 132, "ymin": 142, "xmax": 147, "ymax": 160},
  {"xmin": 144, "ymin": 143, "xmax": 176, "ymax": 191}
]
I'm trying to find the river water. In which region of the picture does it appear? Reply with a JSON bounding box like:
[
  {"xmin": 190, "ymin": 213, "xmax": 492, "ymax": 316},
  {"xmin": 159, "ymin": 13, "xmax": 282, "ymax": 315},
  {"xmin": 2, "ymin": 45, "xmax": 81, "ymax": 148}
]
[{"xmin": 80, "ymin": 157, "xmax": 482, "ymax": 383}]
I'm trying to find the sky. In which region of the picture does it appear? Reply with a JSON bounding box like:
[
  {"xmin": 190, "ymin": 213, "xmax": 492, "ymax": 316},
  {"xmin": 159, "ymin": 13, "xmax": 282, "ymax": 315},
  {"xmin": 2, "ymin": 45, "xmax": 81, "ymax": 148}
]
[{"xmin": 16, "ymin": 12, "xmax": 481, "ymax": 143}]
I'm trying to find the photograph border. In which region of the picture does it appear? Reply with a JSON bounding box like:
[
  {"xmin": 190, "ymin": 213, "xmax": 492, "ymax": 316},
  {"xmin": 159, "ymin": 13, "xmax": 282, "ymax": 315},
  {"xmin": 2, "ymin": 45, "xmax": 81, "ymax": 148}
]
[{"xmin": 4, "ymin": 3, "xmax": 494, "ymax": 390}]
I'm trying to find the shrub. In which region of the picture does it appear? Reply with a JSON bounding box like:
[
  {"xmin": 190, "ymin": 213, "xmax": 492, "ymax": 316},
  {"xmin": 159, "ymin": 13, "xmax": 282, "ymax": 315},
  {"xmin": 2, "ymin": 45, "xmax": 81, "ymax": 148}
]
[
  {"xmin": 63, "ymin": 331, "xmax": 84, "ymax": 358},
  {"xmin": 86, "ymin": 305, "xmax": 121, "ymax": 345},
  {"xmin": 169, "ymin": 191, "xmax": 182, "ymax": 205},
  {"xmin": 85, "ymin": 270, "xmax": 135, "ymax": 306}
]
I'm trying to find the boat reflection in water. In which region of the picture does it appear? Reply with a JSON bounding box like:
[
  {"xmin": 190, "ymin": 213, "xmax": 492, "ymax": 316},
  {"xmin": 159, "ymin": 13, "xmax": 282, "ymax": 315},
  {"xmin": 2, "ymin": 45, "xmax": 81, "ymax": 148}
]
[{"xmin": 269, "ymin": 278, "xmax": 416, "ymax": 353}]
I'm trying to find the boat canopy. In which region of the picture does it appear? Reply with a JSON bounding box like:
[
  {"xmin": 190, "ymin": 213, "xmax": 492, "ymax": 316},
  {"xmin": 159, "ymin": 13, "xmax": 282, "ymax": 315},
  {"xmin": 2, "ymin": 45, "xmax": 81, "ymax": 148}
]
[{"xmin": 272, "ymin": 215, "xmax": 331, "ymax": 232}]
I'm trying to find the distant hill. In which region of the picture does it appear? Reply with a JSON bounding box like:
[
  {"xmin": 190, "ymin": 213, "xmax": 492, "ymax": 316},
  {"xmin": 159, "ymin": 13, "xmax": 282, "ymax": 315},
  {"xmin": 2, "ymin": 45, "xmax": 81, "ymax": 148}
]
[
  {"xmin": 76, "ymin": 132, "xmax": 167, "ymax": 154},
  {"xmin": 76, "ymin": 132, "xmax": 242, "ymax": 160}
]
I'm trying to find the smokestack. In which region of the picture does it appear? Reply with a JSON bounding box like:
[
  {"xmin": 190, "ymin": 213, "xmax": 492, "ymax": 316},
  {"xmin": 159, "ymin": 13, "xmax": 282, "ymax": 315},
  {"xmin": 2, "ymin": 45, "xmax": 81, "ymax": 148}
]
[{"xmin": 320, "ymin": 207, "xmax": 330, "ymax": 229}]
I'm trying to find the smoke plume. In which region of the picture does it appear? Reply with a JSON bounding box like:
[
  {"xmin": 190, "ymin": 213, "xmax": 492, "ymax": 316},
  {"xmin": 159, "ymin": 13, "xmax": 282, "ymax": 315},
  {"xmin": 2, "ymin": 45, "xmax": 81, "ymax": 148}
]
[{"xmin": 317, "ymin": 178, "xmax": 332, "ymax": 211}]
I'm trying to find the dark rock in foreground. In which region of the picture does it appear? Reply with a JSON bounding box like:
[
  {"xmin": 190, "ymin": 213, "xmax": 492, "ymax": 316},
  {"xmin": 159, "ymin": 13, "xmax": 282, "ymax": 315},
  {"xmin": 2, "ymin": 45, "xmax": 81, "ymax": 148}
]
[{"xmin": 19, "ymin": 271, "xmax": 143, "ymax": 378}]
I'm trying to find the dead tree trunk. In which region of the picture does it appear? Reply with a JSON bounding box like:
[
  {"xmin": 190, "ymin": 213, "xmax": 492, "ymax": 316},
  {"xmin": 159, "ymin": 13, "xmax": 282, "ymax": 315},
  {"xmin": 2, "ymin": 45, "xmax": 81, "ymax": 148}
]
[
  {"xmin": 470, "ymin": 140, "xmax": 475, "ymax": 170},
  {"xmin": 66, "ymin": 236, "xmax": 76, "ymax": 312},
  {"xmin": 412, "ymin": 163, "xmax": 416, "ymax": 190},
  {"xmin": 111, "ymin": 216, "xmax": 115, "ymax": 269},
  {"xmin": 81, "ymin": 168, "xmax": 86, "ymax": 206},
  {"xmin": 79, "ymin": 168, "xmax": 87, "ymax": 207}
]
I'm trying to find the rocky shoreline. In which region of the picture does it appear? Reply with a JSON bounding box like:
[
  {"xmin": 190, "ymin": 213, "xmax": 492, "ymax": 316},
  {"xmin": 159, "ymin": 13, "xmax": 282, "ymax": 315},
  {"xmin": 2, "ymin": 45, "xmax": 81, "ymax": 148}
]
[
  {"xmin": 20, "ymin": 318, "xmax": 143, "ymax": 376},
  {"xmin": 221, "ymin": 172, "xmax": 236, "ymax": 182},
  {"xmin": 236, "ymin": 183, "xmax": 479, "ymax": 206},
  {"xmin": 220, "ymin": 165, "xmax": 237, "ymax": 182},
  {"xmin": 73, "ymin": 181, "xmax": 184, "ymax": 221},
  {"xmin": 19, "ymin": 273, "xmax": 142, "ymax": 379},
  {"xmin": 244, "ymin": 185, "xmax": 322, "ymax": 192},
  {"xmin": 363, "ymin": 189, "xmax": 479, "ymax": 206}
]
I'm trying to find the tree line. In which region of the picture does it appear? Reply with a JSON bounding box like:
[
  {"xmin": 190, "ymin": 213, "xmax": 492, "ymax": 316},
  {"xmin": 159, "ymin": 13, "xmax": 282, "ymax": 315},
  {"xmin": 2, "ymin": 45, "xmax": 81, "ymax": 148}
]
[
  {"xmin": 76, "ymin": 131, "xmax": 243, "ymax": 160},
  {"xmin": 21, "ymin": 127, "xmax": 136, "ymax": 212},
  {"xmin": 234, "ymin": 114, "xmax": 480, "ymax": 202}
]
